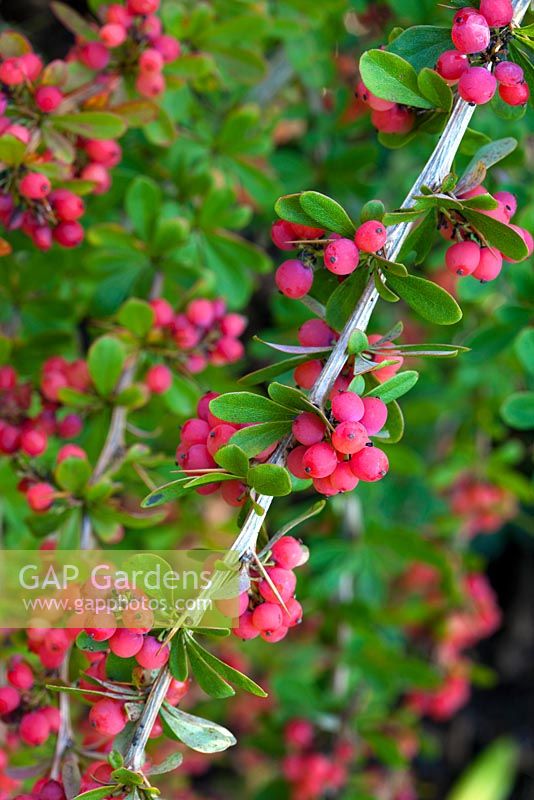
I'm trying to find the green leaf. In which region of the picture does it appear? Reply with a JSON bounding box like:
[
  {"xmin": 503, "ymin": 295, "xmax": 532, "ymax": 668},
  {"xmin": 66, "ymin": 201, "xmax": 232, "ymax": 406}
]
[
  {"xmin": 0, "ymin": 31, "xmax": 32, "ymax": 57},
  {"xmin": 55, "ymin": 456, "xmax": 91, "ymax": 494},
  {"xmin": 500, "ymin": 392, "xmax": 534, "ymax": 430},
  {"xmin": 141, "ymin": 477, "xmax": 191, "ymax": 508},
  {"xmin": 247, "ymin": 464, "xmax": 292, "ymax": 496},
  {"xmin": 417, "ymin": 67, "xmax": 453, "ymax": 111},
  {"xmin": 75, "ymin": 632, "xmax": 109, "ymax": 653},
  {"xmin": 274, "ymin": 194, "xmax": 321, "ymax": 228},
  {"xmin": 125, "ymin": 176, "xmax": 162, "ymax": 241},
  {"xmin": 169, "ymin": 634, "xmax": 189, "ymax": 682},
  {"xmin": 160, "ymin": 703, "xmax": 236, "ymax": 753},
  {"xmin": 209, "ymin": 392, "xmax": 295, "ymax": 423},
  {"xmin": 387, "ymin": 25, "xmax": 453, "ymax": 71},
  {"xmin": 386, "ymin": 273, "xmax": 462, "ymax": 325},
  {"xmin": 72, "ymin": 788, "xmax": 117, "ymax": 800},
  {"xmin": 117, "ymin": 298, "xmax": 155, "ymax": 338},
  {"xmin": 359, "ymin": 50, "xmax": 433, "ymax": 109},
  {"xmin": 239, "ymin": 355, "xmax": 318, "ymax": 387},
  {"xmin": 152, "ymin": 218, "xmax": 190, "ymax": 254},
  {"xmin": 267, "ymin": 382, "xmax": 316, "ymax": 412},
  {"xmin": 447, "ymin": 739, "xmax": 519, "ymax": 800},
  {"xmin": 366, "ymin": 370, "xmax": 419, "ymax": 403},
  {"xmin": 57, "ymin": 387, "xmax": 94, "ymax": 408},
  {"xmin": 53, "ymin": 112, "xmax": 126, "ymax": 139},
  {"xmin": 110, "ymin": 768, "xmax": 143, "ymax": 786},
  {"xmin": 146, "ymin": 752, "xmax": 184, "ymax": 776},
  {"xmin": 0, "ymin": 134, "xmax": 26, "ymax": 166},
  {"xmin": 460, "ymin": 194, "xmax": 499, "ymax": 210},
  {"xmin": 88, "ymin": 335, "xmax": 126, "ymax": 397},
  {"xmin": 461, "ymin": 208, "xmax": 528, "ymax": 261},
  {"xmin": 361, "ymin": 200, "xmax": 385, "ymax": 223},
  {"xmin": 457, "ymin": 138, "xmax": 517, "ymax": 195},
  {"xmin": 398, "ymin": 210, "xmax": 436, "ymax": 264},
  {"xmin": 51, "ymin": 2, "xmax": 99, "ymax": 40},
  {"xmin": 373, "ymin": 399, "xmax": 404, "ymax": 443},
  {"xmin": 230, "ymin": 421, "xmax": 292, "ymax": 457},
  {"xmin": 214, "ymin": 444, "xmax": 249, "ymax": 477},
  {"xmin": 186, "ymin": 640, "xmax": 235, "ymax": 699},
  {"xmin": 383, "ymin": 209, "xmax": 425, "ymax": 225},
  {"xmin": 299, "ymin": 192, "xmax": 355, "ymax": 236},
  {"xmin": 326, "ymin": 268, "xmax": 370, "ymax": 330},
  {"xmin": 187, "ymin": 636, "xmax": 267, "ymax": 697},
  {"xmin": 105, "ymin": 654, "xmax": 137, "ymax": 683},
  {"xmin": 374, "ymin": 272, "xmax": 400, "ymax": 303},
  {"xmin": 515, "ymin": 328, "xmax": 534, "ymax": 373}
]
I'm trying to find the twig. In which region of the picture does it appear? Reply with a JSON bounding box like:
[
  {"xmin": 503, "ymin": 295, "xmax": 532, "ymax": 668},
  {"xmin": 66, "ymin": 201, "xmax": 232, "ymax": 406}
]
[{"xmin": 50, "ymin": 655, "xmax": 73, "ymax": 780}]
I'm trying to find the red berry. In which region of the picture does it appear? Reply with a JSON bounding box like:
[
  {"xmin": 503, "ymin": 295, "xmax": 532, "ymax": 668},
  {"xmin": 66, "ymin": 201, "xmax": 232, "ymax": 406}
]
[
  {"xmin": 20, "ymin": 427, "xmax": 47, "ymax": 456},
  {"xmin": 150, "ymin": 298, "xmax": 174, "ymax": 326},
  {"xmin": 106, "ymin": 3, "xmax": 133, "ymax": 24},
  {"xmin": 19, "ymin": 172, "xmax": 51, "ymax": 200},
  {"xmin": 298, "ymin": 319, "xmax": 335, "ymax": 348},
  {"xmin": 259, "ymin": 567, "xmax": 297, "ymax": 603},
  {"xmin": 357, "ymin": 80, "xmax": 395, "ymax": 112},
  {"xmin": 99, "ymin": 23, "xmax": 127, "ymax": 47},
  {"xmin": 89, "ymin": 699, "xmax": 126, "ymax": 736},
  {"xmin": 458, "ymin": 67, "xmax": 496, "ymax": 104},
  {"xmin": 146, "ymin": 364, "xmax": 172, "ymax": 393},
  {"xmin": 275, "ymin": 260, "xmax": 314, "ymax": 299},
  {"xmin": 0, "ymin": 686, "xmax": 20, "ymax": 714},
  {"xmin": 32, "ymin": 225, "xmax": 52, "ymax": 250},
  {"xmin": 34, "ymin": 86, "xmax": 63, "ymax": 112},
  {"xmin": 139, "ymin": 48, "xmax": 164, "ymax": 73},
  {"xmin": 494, "ymin": 61, "xmax": 524, "ymax": 85},
  {"xmin": 221, "ymin": 479, "xmax": 247, "ymax": 507},
  {"xmin": 181, "ymin": 418, "xmax": 210, "ymax": 446},
  {"xmin": 354, "ymin": 220, "xmax": 387, "ymax": 253},
  {"xmin": 7, "ymin": 659, "xmax": 34, "ymax": 690},
  {"xmin": 109, "ymin": 629, "xmax": 144, "ymax": 658},
  {"xmin": 85, "ymin": 627, "xmax": 116, "ymax": 642},
  {"xmin": 57, "ymin": 444, "xmax": 86, "ymax": 463},
  {"xmin": 313, "ymin": 475, "xmax": 338, "ymax": 496},
  {"xmin": 232, "ymin": 610, "xmax": 260, "ymax": 640},
  {"xmin": 294, "ymin": 359, "xmax": 323, "ymax": 389},
  {"xmin": 128, "ymin": 0, "xmax": 160, "ymax": 12},
  {"xmin": 292, "ymin": 412, "xmax": 325, "ymax": 446},
  {"xmin": 332, "ymin": 421, "xmax": 368, "ymax": 454},
  {"xmin": 135, "ymin": 636, "xmax": 169, "ymax": 669},
  {"xmin": 370, "ymin": 105, "xmax": 415, "ymax": 134},
  {"xmin": 79, "ymin": 42, "xmax": 110, "ymax": 70},
  {"xmin": 20, "ymin": 711, "xmax": 50, "ymax": 745},
  {"xmin": 53, "ymin": 221, "xmax": 84, "ymax": 248},
  {"xmin": 261, "ymin": 625, "xmax": 288, "ymax": 642},
  {"xmin": 152, "ymin": 34, "xmax": 181, "ymax": 63},
  {"xmin": 37, "ymin": 780, "xmax": 66, "ymax": 800},
  {"xmin": 84, "ymin": 138, "xmax": 122, "ymax": 167},
  {"xmin": 285, "ymin": 718, "xmax": 314, "ymax": 748},
  {"xmin": 20, "ymin": 53, "xmax": 43, "ymax": 81},
  {"xmin": 446, "ymin": 241, "xmax": 481, "ymax": 276},
  {"xmin": 493, "ymin": 191, "xmax": 517, "ymax": 218},
  {"xmin": 0, "ymin": 365, "xmax": 16, "ymax": 389},
  {"xmin": 331, "ymin": 391, "xmax": 364, "ymax": 423},
  {"xmin": 360, "ymin": 397, "xmax": 388, "ymax": 436},
  {"xmin": 272, "ymin": 536, "xmax": 303, "ymax": 570},
  {"xmin": 499, "ymin": 81, "xmax": 530, "ymax": 106},
  {"xmin": 80, "ymin": 163, "xmax": 111, "ymax": 194},
  {"xmin": 271, "ymin": 219, "xmax": 297, "ymax": 250},
  {"xmin": 290, "ymin": 223, "xmax": 325, "ymax": 240},
  {"xmin": 27, "ymin": 482, "xmax": 55, "ymax": 512},
  {"xmin": 0, "ymin": 423, "xmax": 20, "ymax": 454},
  {"xmin": 451, "ymin": 11, "xmax": 490, "ymax": 54},
  {"xmin": 186, "ymin": 298, "xmax": 215, "ymax": 328},
  {"xmin": 207, "ymin": 423, "xmax": 237, "ymax": 456},
  {"xmin": 472, "ymin": 247, "xmax": 503, "ymax": 282},
  {"xmin": 350, "ymin": 446, "xmax": 389, "ymax": 482},
  {"xmin": 0, "ymin": 58, "xmax": 25, "ymax": 85},
  {"xmin": 479, "ymin": 0, "xmax": 513, "ymax": 27},
  {"xmin": 504, "ymin": 225, "xmax": 534, "ymax": 262},
  {"xmin": 323, "ymin": 238, "xmax": 360, "ymax": 275},
  {"xmin": 281, "ymin": 597, "xmax": 303, "ymax": 627},
  {"xmin": 330, "ymin": 461, "xmax": 359, "ymax": 492},
  {"xmin": 436, "ymin": 50, "xmax": 469, "ymax": 82},
  {"xmin": 136, "ymin": 71, "xmax": 165, "ymax": 97},
  {"xmin": 287, "ymin": 445, "xmax": 309, "ymax": 480},
  {"xmin": 58, "ymin": 413, "xmax": 83, "ymax": 438},
  {"xmin": 252, "ymin": 602, "xmax": 283, "ymax": 631},
  {"xmin": 302, "ymin": 442, "xmax": 337, "ymax": 479},
  {"xmin": 50, "ymin": 189, "xmax": 85, "ymax": 221}
]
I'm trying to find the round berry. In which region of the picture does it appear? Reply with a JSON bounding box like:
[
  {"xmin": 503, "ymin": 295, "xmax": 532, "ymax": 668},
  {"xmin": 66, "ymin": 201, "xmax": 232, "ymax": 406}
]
[
  {"xmin": 281, "ymin": 597, "xmax": 303, "ymax": 627},
  {"xmin": 302, "ymin": 442, "xmax": 338, "ymax": 479},
  {"xmin": 0, "ymin": 58, "xmax": 25, "ymax": 85},
  {"xmin": 84, "ymin": 139, "xmax": 122, "ymax": 167},
  {"xmin": 458, "ymin": 67, "xmax": 496, "ymax": 104},
  {"xmin": 298, "ymin": 319, "xmax": 335, "ymax": 347},
  {"xmin": 494, "ymin": 61, "xmax": 524, "ymax": 85},
  {"xmin": 128, "ymin": 0, "xmax": 160, "ymax": 13},
  {"xmin": 294, "ymin": 360, "xmax": 323, "ymax": 389},
  {"xmin": 350, "ymin": 446, "xmax": 389, "ymax": 482},
  {"xmin": 354, "ymin": 220, "xmax": 387, "ymax": 253},
  {"xmin": 220, "ymin": 313, "xmax": 247, "ymax": 337},
  {"xmin": 7, "ymin": 659, "xmax": 34, "ymax": 690},
  {"xmin": 252, "ymin": 602, "xmax": 283, "ymax": 632},
  {"xmin": 499, "ymin": 81, "xmax": 530, "ymax": 106},
  {"xmin": 371, "ymin": 105, "xmax": 415, "ymax": 134},
  {"xmin": 292, "ymin": 412, "xmax": 326, "ymax": 446},
  {"xmin": 19, "ymin": 172, "xmax": 51, "ymax": 200},
  {"xmin": 146, "ymin": 364, "xmax": 172, "ymax": 394},
  {"xmin": 80, "ymin": 163, "xmax": 111, "ymax": 194},
  {"xmin": 262, "ymin": 625, "xmax": 288, "ymax": 643},
  {"xmin": 109, "ymin": 629, "xmax": 144, "ymax": 658},
  {"xmin": 58, "ymin": 413, "xmax": 83, "ymax": 438},
  {"xmin": 493, "ymin": 191, "xmax": 517, "ymax": 219},
  {"xmin": 150, "ymin": 298, "xmax": 174, "ymax": 326},
  {"xmin": 221, "ymin": 479, "xmax": 247, "ymax": 507},
  {"xmin": 139, "ymin": 48, "xmax": 164, "ymax": 73},
  {"xmin": 331, "ymin": 391, "xmax": 364, "ymax": 423},
  {"xmin": 79, "ymin": 42, "xmax": 110, "ymax": 70},
  {"xmin": 436, "ymin": 50, "xmax": 469, "ymax": 82},
  {"xmin": 332, "ymin": 421, "xmax": 368, "ymax": 454},
  {"xmin": 206, "ymin": 423, "xmax": 237, "ymax": 456},
  {"xmin": 20, "ymin": 428, "xmax": 47, "ymax": 456},
  {"xmin": 285, "ymin": 718, "xmax": 314, "ymax": 748},
  {"xmin": 504, "ymin": 225, "xmax": 534, "ymax": 262},
  {"xmin": 451, "ymin": 11, "xmax": 490, "ymax": 54},
  {"xmin": 53, "ymin": 221, "xmax": 84, "ymax": 248},
  {"xmin": 472, "ymin": 247, "xmax": 503, "ymax": 282},
  {"xmin": 275, "ymin": 260, "xmax": 314, "ymax": 299},
  {"xmin": 37, "ymin": 780, "xmax": 66, "ymax": 800},
  {"xmin": 445, "ymin": 241, "xmax": 481, "ymax": 276},
  {"xmin": 99, "ymin": 22, "xmax": 128, "ymax": 47},
  {"xmin": 0, "ymin": 686, "xmax": 20, "ymax": 714},
  {"xmin": 479, "ymin": 0, "xmax": 513, "ymax": 27},
  {"xmin": 27, "ymin": 482, "xmax": 54, "ymax": 512},
  {"xmin": 324, "ymin": 237, "xmax": 360, "ymax": 275},
  {"xmin": 136, "ymin": 71, "xmax": 165, "ymax": 97},
  {"xmin": 330, "ymin": 461, "xmax": 359, "ymax": 492},
  {"xmin": 359, "ymin": 397, "xmax": 388, "ymax": 436},
  {"xmin": 271, "ymin": 219, "xmax": 297, "ymax": 250},
  {"xmin": 272, "ymin": 536, "xmax": 304, "ymax": 570},
  {"xmin": 20, "ymin": 710, "xmax": 50, "ymax": 745},
  {"xmin": 20, "ymin": 53, "xmax": 43, "ymax": 81},
  {"xmin": 34, "ymin": 86, "xmax": 63, "ymax": 112},
  {"xmin": 135, "ymin": 636, "xmax": 169, "ymax": 669},
  {"xmin": 181, "ymin": 418, "xmax": 210, "ymax": 446},
  {"xmin": 50, "ymin": 189, "xmax": 85, "ymax": 221},
  {"xmin": 89, "ymin": 699, "xmax": 126, "ymax": 736},
  {"xmin": 152, "ymin": 34, "xmax": 181, "ymax": 63},
  {"xmin": 232, "ymin": 610, "xmax": 260, "ymax": 640},
  {"xmin": 287, "ymin": 445, "xmax": 309, "ymax": 480},
  {"xmin": 259, "ymin": 567, "xmax": 297, "ymax": 604},
  {"xmin": 57, "ymin": 444, "xmax": 87, "ymax": 463}
]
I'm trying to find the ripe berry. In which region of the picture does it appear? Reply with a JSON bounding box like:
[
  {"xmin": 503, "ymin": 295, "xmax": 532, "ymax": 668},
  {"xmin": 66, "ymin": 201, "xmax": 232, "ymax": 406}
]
[
  {"xmin": 323, "ymin": 237, "xmax": 360, "ymax": 275},
  {"xmin": 20, "ymin": 710, "xmax": 50, "ymax": 745},
  {"xmin": 153, "ymin": 34, "xmax": 181, "ymax": 62},
  {"xmin": 181, "ymin": 418, "xmax": 210, "ymax": 446},
  {"xmin": 472, "ymin": 247, "xmax": 503, "ymax": 281},
  {"xmin": 331, "ymin": 391, "xmax": 364, "ymax": 423},
  {"xmin": 252, "ymin": 602, "xmax": 283, "ymax": 631},
  {"xmin": 84, "ymin": 139, "xmax": 122, "ymax": 167},
  {"xmin": 0, "ymin": 365, "xmax": 16, "ymax": 389},
  {"xmin": 359, "ymin": 82, "xmax": 396, "ymax": 112},
  {"xmin": 0, "ymin": 58, "xmax": 25, "ymax": 85},
  {"xmin": 79, "ymin": 42, "xmax": 110, "ymax": 70},
  {"xmin": 350, "ymin": 446, "xmax": 389, "ymax": 482},
  {"xmin": 221, "ymin": 479, "xmax": 247, "ymax": 507},
  {"xmin": 275, "ymin": 260, "xmax": 314, "ymax": 299},
  {"xmin": 271, "ymin": 219, "xmax": 298, "ymax": 250},
  {"xmin": 290, "ymin": 223, "xmax": 325, "ymax": 240},
  {"xmin": 27, "ymin": 482, "xmax": 55, "ymax": 512},
  {"xmin": 479, "ymin": 0, "xmax": 513, "ymax": 27},
  {"xmin": 332, "ymin": 421, "xmax": 368, "ymax": 454},
  {"xmin": 262, "ymin": 625, "xmax": 288, "ymax": 642},
  {"xmin": 32, "ymin": 225, "xmax": 52, "ymax": 251},
  {"xmin": 34, "ymin": 86, "xmax": 63, "ymax": 112},
  {"xmin": 57, "ymin": 444, "xmax": 87, "ymax": 464},
  {"xmin": 498, "ymin": 81, "xmax": 530, "ymax": 106},
  {"xmin": 493, "ymin": 191, "xmax": 517, "ymax": 219},
  {"xmin": 458, "ymin": 67, "xmax": 497, "ymax": 104},
  {"xmin": 99, "ymin": 23, "xmax": 128, "ymax": 47},
  {"xmin": 436, "ymin": 50, "xmax": 469, "ymax": 82},
  {"xmin": 146, "ymin": 364, "xmax": 172, "ymax": 393},
  {"xmin": 37, "ymin": 780, "xmax": 66, "ymax": 800},
  {"xmin": 272, "ymin": 536, "xmax": 304, "ymax": 570},
  {"xmin": 292, "ymin": 412, "xmax": 326, "ymax": 446},
  {"xmin": 370, "ymin": 105, "xmax": 415, "ymax": 134},
  {"xmin": 150, "ymin": 298, "xmax": 174, "ymax": 326},
  {"xmin": 445, "ymin": 241, "xmax": 481, "ymax": 275},
  {"xmin": 20, "ymin": 53, "xmax": 43, "ymax": 81},
  {"xmin": 206, "ymin": 423, "xmax": 237, "ymax": 456},
  {"xmin": 285, "ymin": 718, "xmax": 314, "ymax": 748},
  {"xmin": 186, "ymin": 298, "xmax": 215, "ymax": 327},
  {"xmin": 53, "ymin": 221, "xmax": 84, "ymax": 248},
  {"xmin": 89, "ymin": 699, "xmax": 126, "ymax": 736},
  {"xmin": 354, "ymin": 220, "xmax": 387, "ymax": 253},
  {"xmin": 86, "ymin": 627, "xmax": 116, "ymax": 642},
  {"xmin": 494, "ymin": 61, "xmax": 524, "ymax": 85},
  {"xmin": 359, "ymin": 397, "xmax": 388, "ymax": 436},
  {"xmin": 136, "ymin": 71, "xmax": 165, "ymax": 97},
  {"xmin": 302, "ymin": 442, "xmax": 338, "ymax": 478},
  {"xmin": 504, "ymin": 225, "xmax": 534, "ymax": 262},
  {"xmin": 0, "ymin": 423, "xmax": 20, "ymax": 454},
  {"xmin": 0, "ymin": 686, "xmax": 20, "ymax": 714},
  {"xmin": 80, "ymin": 163, "xmax": 111, "ymax": 194},
  {"xmin": 313, "ymin": 475, "xmax": 338, "ymax": 496},
  {"xmin": 7, "ymin": 659, "xmax": 34, "ymax": 690},
  {"xmin": 220, "ymin": 313, "xmax": 247, "ymax": 337},
  {"xmin": 41, "ymin": 706, "xmax": 61, "ymax": 733},
  {"xmin": 50, "ymin": 189, "xmax": 84, "ymax": 221},
  {"xmin": 139, "ymin": 48, "xmax": 164, "ymax": 73},
  {"xmin": 232, "ymin": 610, "xmax": 260, "ymax": 640},
  {"xmin": 58, "ymin": 413, "xmax": 83, "ymax": 438},
  {"xmin": 20, "ymin": 427, "xmax": 47, "ymax": 456},
  {"xmin": 298, "ymin": 319, "xmax": 335, "ymax": 347},
  {"xmin": 128, "ymin": 0, "xmax": 160, "ymax": 12},
  {"xmin": 281, "ymin": 597, "xmax": 303, "ymax": 627},
  {"xmin": 294, "ymin": 360, "xmax": 323, "ymax": 389},
  {"xmin": 109, "ymin": 629, "xmax": 144, "ymax": 658},
  {"xmin": 451, "ymin": 11, "xmax": 490, "ymax": 54},
  {"xmin": 259, "ymin": 567, "xmax": 297, "ymax": 603},
  {"xmin": 287, "ymin": 445, "xmax": 309, "ymax": 479},
  {"xmin": 135, "ymin": 636, "xmax": 170, "ymax": 669},
  {"xmin": 330, "ymin": 461, "xmax": 359, "ymax": 492},
  {"xmin": 19, "ymin": 172, "xmax": 51, "ymax": 200}
]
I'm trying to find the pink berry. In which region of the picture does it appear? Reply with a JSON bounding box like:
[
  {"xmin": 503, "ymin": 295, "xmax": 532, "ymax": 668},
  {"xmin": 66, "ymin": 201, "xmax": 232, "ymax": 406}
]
[
  {"xmin": 494, "ymin": 61, "xmax": 524, "ymax": 85},
  {"xmin": 7, "ymin": 659, "xmax": 34, "ymax": 690},
  {"xmin": 313, "ymin": 475, "xmax": 338, "ymax": 496},
  {"xmin": 53, "ymin": 221, "xmax": 84, "ymax": 248},
  {"xmin": 350, "ymin": 446, "xmax": 389, "ymax": 482},
  {"xmin": 183, "ymin": 443, "xmax": 216, "ymax": 472},
  {"xmin": 332, "ymin": 421, "xmax": 368, "ymax": 454},
  {"xmin": 146, "ymin": 364, "xmax": 172, "ymax": 393},
  {"xmin": 57, "ymin": 444, "xmax": 86, "ymax": 463},
  {"xmin": 20, "ymin": 53, "xmax": 43, "ymax": 81},
  {"xmin": 152, "ymin": 34, "xmax": 181, "ymax": 63},
  {"xmin": 493, "ymin": 191, "xmax": 517, "ymax": 219},
  {"xmin": 302, "ymin": 442, "xmax": 338, "ymax": 478},
  {"xmin": 445, "ymin": 241, "xmax": 481, "ymax": 275},
  {"xmin": 505, "ymin": 225, "xmax": 534, "ymax": 262},
  {"xmin": 0, "ymin": 686, "xmax": 20, "ymax": 714},
  {"xmin": 298, "ymin": 319, "xmax": 335, "ymax": 348},
  {"xmin": 58, "ymin": 413, "xmax": 83, "ymax": 438},
  {"xmin": 32, "ymin": 225, "xmax": 52, "ymax": 251},
  {"xmin": 323, "ymin": 237, "xmax": 360, "ymax": 275},
  {"xmin": 287, "ymin": 445, "xmax": 309, "ymax": 479},
  {"xmin": 84, "ymin": 139, "xmax": 122, "ymax": 167},
  {"xmin": 19, "ymin": 172, "xmax": 51, "ymax": 200},
  {"xmin": 50, "ymin": 189, "xmax": 85, "ymax": 221},
  {"xmin": 128, "ymin": 0, "xmax": 160, "ymax": 13},
  {"xmin": 330, "ymin": 461, "xmax": 359, "ymax": 492},
  {"xmin": 80, "ymin": 163, "xmax": 111, "ymax": 194},
  {"xmin": 436, "ymin": 50, "xmax": 469, "ymax": 83},
  {"xmin": 206, "ymin": 423, "xmax": 237, "ymax": 456},
  {"xmin": 472, "ymin": 247, "xmax": 503, "ymax": 281},
  {"xmin": 37, "ymin": 780, "xmax": 66, "ymax": 800},
  {"xmin": 210, "ymin": 336, "xmax": 244, "ymax": 364},
  {"xmin": 135, "ymin": 636, "xmax": 170, "ymax": 669},
  {"xmin": 451, "ymin": 10, "xmax": 490, "ymax": 54},
  {"xmin": 0, "ymin": 58, "xmax": 25, "ymax": 85},
  {"xmin": 354, "ymin": 220, "xmax": 387, "ymax": 253},
  {"xmin": 99, "ymin": 23, "xmax": 127, "ymax": 47},
  {"xmin": 20, "ymin": 711, "xmax": 50, "ymax": 745},
  {"xmin": 294, "ymin": 360, "xmax": 322, "ymax": 389},
  {"xmin": 220, "ymin": 313, "xmax": 247, "ymax": 337},
  {"xmin": 27, "ymin": 482, "xmax": 54, "ymax": 512},
  {"xmin": 186, "ymin": 298, "xmax": 215, "ymax": 327},
  {"xmin": 371, "ymin": 105, "xmax": 415, "ymax": 134},
  {"xmin": 275, "ymin": 260, "xmax": 314, "ymax": 299},
  {"xmin": 360, "ymin": 397, "xmax": 388, "ymax": 436},
  {"xmin": 221, "ymin": 479, "xmax": 247, "ymax": 507},
  {"xmin": 41, "ymin": 706, "xmax": 61, "ymax": 732},
  {"xmin": 181, "ymin": 417, "xmax": 210, "ymax": 446},
  {"xmin": 259, "ymin": 567, "xmax": 297, "ymax": 603},
  {"xmin": 271, "ymin": 219, "xmax": 297, "ymax": 250},
  {"xmin": 136, "ymin": 71, "xmax": 165, "ymax": 97},
  {"xmin": 139, "ymin": 48, "xmax": 164, "ymax": 73},
  {"xmin": 458, "ymin": 67, "xmax": 496, "ymax": 104},
  {"xmin": 331, "ymin": 391, "xmax": 364, "ymax": 423},
  {"xmin": 292, "ymin": 412, "xmax": 326, "ymax": 446},
  {"xmin": 109, "ymin": 629, "xmax": 144, "ymax": 658},
  {"xmin": 85, "ymin": 627, "xmax": 116, "ymax": 642},
  {"xmin": 252, "ymin": 602, "xmax": 283, "ymax": 631},
  {"xmin": 0, "ymin": 423, "xmax": 20, "ymax": 454},
  {"xmin": 271, "ymin": 536, "xmax": 303, "ymax": 570},
  {"xmin": 479, "ymin": 0, "xmax": 513, "ymax": 27},
  {"xmin": 261, "ymin": 625, "xmax": 288, "ymax": 643},
  {"xmin": 0, "ymin": 365, "xmax": 16, "ymax": 389},
  {"xmin": 150, "ymin": 298, "xmax": 174, "ymax": 326},
  {"xmin": 34, "ymin": 86, "xmax": 63, "ymax": 112},
  {"xmin": 281, "ymin": 597, "xmax": 303, "ymax": 627},
  {"xmin": 20, "ymin": 427, "xmax": 47, "ymax": 456},
  {"xmin": 79, "ymin": 42, "xmax": 110, "ymax": 70},
  {"xmin": 232, "ymin": 610, "xmax": 260, "ymax": 640},
  {"xmin": 89, "ymin": 699, "xmax": 126, "ymax": 736},
  {"xmin": 285, "ymin": 718, "xmax": 314, "ymax": 748},
  {"xmin": 106, "ymin": 4, "xmax": 133, "ymax": 25},
  {"xmin": 499, "ymin": 81, "xmax": 530, "ymax": 106}
]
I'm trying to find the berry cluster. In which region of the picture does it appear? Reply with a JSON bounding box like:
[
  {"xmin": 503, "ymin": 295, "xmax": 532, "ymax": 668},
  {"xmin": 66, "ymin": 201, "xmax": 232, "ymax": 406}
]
[
  {"xmin": 450, "ymin": 474, "xmax": 517, "ymax": 536},
  {"xmin": 232, "ymin": 536, "xmax": 306, "ymax": 644},
  {"xmin": 0, "ymin": 360, "xmax": 85, "ymax": 458},
  {"xmin": 282, "ymin": 719, "xmax": 352, "ymax": 800},
  {"xmin": 355, "ymin": 78, "xmax": 415, "ymax": 136},
  {"xmin": 272, "ymin": 217, "xmax": 387, "ymax": 298},
  {"xmin": 441, "ymin": 186, "xmax": 533, "ymax": 281},
  {"xmin": 149, "ymin": 297, "xmax": 247, "ymax": 375},
  {"xmin": 437, "ymin": 2, "xmax": 530, "ymax": 107}
]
